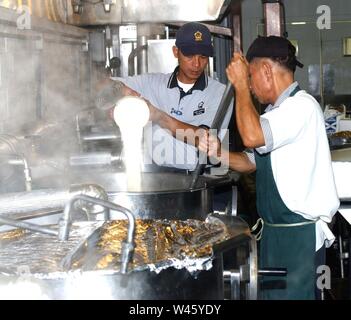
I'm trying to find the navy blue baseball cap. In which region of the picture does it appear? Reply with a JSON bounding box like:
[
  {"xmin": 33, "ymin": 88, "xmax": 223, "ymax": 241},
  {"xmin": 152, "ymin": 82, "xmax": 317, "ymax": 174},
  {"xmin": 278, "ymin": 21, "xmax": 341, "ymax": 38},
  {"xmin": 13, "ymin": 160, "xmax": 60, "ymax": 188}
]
[
  {"xmin": 175, "ymin": 22, "xmax": 213, "ymax": 57},
  {"xmin": 246, "ymin": 36, "xmax": 304, "ymax": 70}
]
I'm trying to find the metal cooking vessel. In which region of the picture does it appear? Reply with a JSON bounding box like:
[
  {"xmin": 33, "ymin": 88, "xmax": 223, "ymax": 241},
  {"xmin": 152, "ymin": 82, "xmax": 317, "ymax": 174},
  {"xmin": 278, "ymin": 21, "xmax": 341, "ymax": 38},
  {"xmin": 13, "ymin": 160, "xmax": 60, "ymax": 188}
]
[
  {"xmin": 0, "ymin": 216, "xmax": 251, "ymax": 300},
  {"xmin": 37, "ymin": 171, "xmax": 222, "ymax": 220},
  {"xmin": 0, "ymin": 259, "xmax": 223, "ymax": 300}
]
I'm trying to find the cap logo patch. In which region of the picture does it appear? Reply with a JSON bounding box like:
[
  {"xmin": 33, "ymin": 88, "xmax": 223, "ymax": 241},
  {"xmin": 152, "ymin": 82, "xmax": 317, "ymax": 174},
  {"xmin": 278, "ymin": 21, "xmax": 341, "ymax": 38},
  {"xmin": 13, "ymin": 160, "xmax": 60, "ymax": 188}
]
[{"xmin": 194, "ymin": 31, "xmax": 203, "ymax": 42}]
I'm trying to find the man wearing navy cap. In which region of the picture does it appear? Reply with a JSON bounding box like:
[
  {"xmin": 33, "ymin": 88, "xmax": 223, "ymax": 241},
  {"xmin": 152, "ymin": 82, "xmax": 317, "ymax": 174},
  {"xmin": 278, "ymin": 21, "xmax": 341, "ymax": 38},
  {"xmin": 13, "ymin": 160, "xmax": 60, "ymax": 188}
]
[
  {"xmin": 199, "ymin": 36, "xmax": 339, "ymax": 299},
  {"xmin": 111, "ymin": 22, "xmax": 232, "ymax": 172},
  {"xmin": 175, "ymin": 22, "xmax": 213, "ymax": 59}
]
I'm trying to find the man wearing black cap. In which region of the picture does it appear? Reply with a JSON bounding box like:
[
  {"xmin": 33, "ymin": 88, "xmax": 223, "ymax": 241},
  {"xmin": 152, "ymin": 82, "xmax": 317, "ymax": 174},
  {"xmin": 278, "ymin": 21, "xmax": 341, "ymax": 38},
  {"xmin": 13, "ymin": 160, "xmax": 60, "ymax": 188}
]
[
  {"xmin": 111, "ymin": 22, "xmax": 232, "ymax": 171},
  {"xmin": 199, "ymin": 36, "xmax": 339, "ymax": 299}
]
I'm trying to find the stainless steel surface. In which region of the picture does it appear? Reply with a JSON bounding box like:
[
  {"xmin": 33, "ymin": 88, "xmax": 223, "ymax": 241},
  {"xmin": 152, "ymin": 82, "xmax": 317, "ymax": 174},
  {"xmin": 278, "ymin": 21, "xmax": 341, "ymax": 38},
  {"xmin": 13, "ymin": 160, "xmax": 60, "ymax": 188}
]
[
  {"xmin": 0, "ymin": 215, "xmax": 58, "ymax": 237},
  {"xmin": 223, "ymin": 269, "xmax": 241, "ymax": 300},
  {"xmin": 0, "ymin": 216, "xmax": 246, "ymax": 275},
  {"xmin": 137, "ymin": 34, "xmax": 148, "ymax": 74},
  {"xmin": 230, "ymin": 186, "xmax": 238, "ymax": 216},
  {"xmin": 0, "ymin": 221, "xmax": 104, "ymax": 276},
  {"xmin": 136, "ymin": 24, "xmax": 164, "ymax": 75},
  {"xmin": 121, "ymin": 0, "xmax": 228, "ymax": 24},
  {"xmin": 168, "ymin": 22, "xmax": 233, "ymax": 37},
  {"xmin": 0, "ymin": 0, "xmax": 231, "ymax": 25},
  {"xmin": 82, "ymin": 132, "xmax": 121, "ymax": 141},
  {"xmin": 0, "ymin": 0, "xmax": 67, "ymax": 23},
  {"xmin": 0, "ymin": 185, "xmax": 109, "ymax": 240},
  {"xmin": 0, "ymin": 215, "xmax": 251, "ymax": 299},
  {"xmin": 222, "ymin": 238, "xmax": 258, "ymax": 300},
  {"xmin": 0, "ymin": 4, "xmax": 88, "ymax": 38},
  {"xmin": 0, "ymin": 189, "xmax": 71, "ymax": 217},
  {"xmin": 222, "ymin": 235, "xmax": 288, "ymax": 300},
  {"xmin": 0, "ymin": 184, "xmax": 108, "ymax": 219},
  {"xmin": 0, "ymin": 209, "xmax": 62, "ymax": 222},
  {"xmin": 63, "ymin": 172, "xmax": 213, "ymax": 220},
  {"xmin": 129, "ymin": 23, "xmax": 166, "ymax": 76},
  {"xmin": 218, "ymin": 214, "xmax": 258, "ymax": 300},
  {"xmin": 0, "ymin": 154, "xmax": 32, "ymax": 191},
  {"xmin": 128, "ymin": 44, "xmax": 148, "ymax": 76},
  {"xmin": 60, "ymin": 195, "xmax": 135, "ymax": 274},
  {"xmin": 69, "ymin": 152, "xmax": 122, "ymax": 167},
  {"xmin": 248, "ymin": 236, "xmax": 258, "ymax": 300},
  {"xmin": 147, "ymin": 39, "xmax": 177, "ymax": 74},
  {"xmin": 0, "ymin": 135, "xmax": 27, "ymax": 189}
]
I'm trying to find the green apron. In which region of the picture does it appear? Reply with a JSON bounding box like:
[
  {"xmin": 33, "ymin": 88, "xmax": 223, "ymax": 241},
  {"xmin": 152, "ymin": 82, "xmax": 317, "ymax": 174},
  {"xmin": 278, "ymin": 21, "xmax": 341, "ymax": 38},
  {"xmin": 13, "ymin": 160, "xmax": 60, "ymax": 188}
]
[{"xmin": 254, "ymin": 86, "xmax": 316, "ymax": 300}]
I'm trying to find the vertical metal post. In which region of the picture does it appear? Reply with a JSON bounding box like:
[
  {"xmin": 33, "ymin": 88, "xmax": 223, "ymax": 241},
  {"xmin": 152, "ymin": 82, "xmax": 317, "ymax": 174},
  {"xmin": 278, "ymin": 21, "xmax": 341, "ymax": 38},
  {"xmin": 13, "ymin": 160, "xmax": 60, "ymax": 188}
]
[
  {"xmin": 136, "ymin": 27, "xmax": 148, "ymax": 75},
  {"xmin": 231, "ymin": 186, "xmax": 238, "ymax": 216},
  {"xmin": 136, "ymin": 24, "xmax": 164, "ymax": 75},
  {"xmin": 228, "ymin": 2, "xmax": 243, "ymax": 153},
  {"xmin": 262, "ymin": 1, "xmax": 285, "ymax": 36},
  {"xmin": 223, "ymin": 270, "xmax": 241, "ymax": 300},
  {"xmin": 232, "ymin": 13, "xmax": 242, "ymax": 53}
]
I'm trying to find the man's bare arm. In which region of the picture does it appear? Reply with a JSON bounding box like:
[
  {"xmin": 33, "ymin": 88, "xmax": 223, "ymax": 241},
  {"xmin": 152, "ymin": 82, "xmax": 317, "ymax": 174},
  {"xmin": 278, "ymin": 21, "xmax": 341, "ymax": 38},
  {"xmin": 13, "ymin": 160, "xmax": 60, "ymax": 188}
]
[
  {"xmin": 198, "ymin": 133, "xmax": 256, "ymax": 173},
  {"xmin": 226, "ymin": 53, "xmax": 265, "ymax": 148}
]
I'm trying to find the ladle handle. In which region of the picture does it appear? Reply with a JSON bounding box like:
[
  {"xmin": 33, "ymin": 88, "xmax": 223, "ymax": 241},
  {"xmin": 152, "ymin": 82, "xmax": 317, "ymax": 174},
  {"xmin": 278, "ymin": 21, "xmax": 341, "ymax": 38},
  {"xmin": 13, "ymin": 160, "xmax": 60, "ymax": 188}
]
[{"xmin": 190, "ymin": 82, "xmax": 234, "ymax": 189}]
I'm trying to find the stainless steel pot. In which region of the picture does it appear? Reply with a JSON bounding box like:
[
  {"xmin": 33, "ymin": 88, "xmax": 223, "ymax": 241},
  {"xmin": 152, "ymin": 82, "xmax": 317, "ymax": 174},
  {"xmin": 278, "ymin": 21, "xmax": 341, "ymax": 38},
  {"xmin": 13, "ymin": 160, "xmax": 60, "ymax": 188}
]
[
  {"xmin": 107, "ymin": 172, "xmax": 212, "ymax": 220},
  {"xmin": 36, "ymin": 171, "xmax": 219, "ymax": 220}
]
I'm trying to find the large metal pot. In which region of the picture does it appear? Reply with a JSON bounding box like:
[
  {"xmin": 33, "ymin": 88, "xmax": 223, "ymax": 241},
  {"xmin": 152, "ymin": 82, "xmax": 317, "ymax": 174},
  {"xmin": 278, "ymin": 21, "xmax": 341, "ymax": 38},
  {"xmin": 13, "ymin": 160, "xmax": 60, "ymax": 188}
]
[
  {"xmin": 36, "ymin": 171, "xmax": 221, "ymax": 220},
  {"xmin": 87, "ymin": 172, "xmax": 212, "ymax": 220}
]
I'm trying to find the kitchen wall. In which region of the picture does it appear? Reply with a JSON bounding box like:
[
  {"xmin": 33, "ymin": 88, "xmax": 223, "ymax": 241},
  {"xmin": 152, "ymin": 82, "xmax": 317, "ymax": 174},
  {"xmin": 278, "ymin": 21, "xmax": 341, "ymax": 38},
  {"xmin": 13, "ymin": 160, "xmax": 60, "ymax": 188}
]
[
  {"xmin": 0, "ymin": 6, "xmax": 91, "ymax": 134},
  {"xmin": 241, "ymin": 0, "xmax": 351, "ymax": 106}
]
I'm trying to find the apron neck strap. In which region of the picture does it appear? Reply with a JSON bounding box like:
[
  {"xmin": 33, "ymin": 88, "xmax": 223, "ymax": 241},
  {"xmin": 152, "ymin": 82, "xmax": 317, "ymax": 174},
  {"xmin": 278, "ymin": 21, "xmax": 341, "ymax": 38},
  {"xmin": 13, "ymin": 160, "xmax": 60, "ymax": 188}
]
[{"xmin": 289, "ymin": 85, "xmax": 301, "ymax": 97}]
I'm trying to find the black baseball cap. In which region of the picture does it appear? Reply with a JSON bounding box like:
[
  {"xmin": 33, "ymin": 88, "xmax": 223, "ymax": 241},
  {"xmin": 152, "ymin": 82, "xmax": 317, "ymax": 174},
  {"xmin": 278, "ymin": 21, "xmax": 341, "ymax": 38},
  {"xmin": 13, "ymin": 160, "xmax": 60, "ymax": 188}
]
[
  {"xmin": 246, "ymin": 36, "xmax": 304, "ymax": 70},
  {"xmin": 175, "ymin": 22, "xmax": 213, "ymax": 57}
]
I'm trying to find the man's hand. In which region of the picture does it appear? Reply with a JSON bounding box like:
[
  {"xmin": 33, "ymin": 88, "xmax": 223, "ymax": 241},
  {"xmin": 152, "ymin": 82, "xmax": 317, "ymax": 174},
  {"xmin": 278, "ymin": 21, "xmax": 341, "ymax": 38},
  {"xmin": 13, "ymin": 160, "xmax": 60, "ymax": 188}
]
[
  {"xmin": 226, "ymin": 52, "xmax": 250, "ymax": 91},
  {"xmin": 198, "ymin": 131, "xmax": 222, "ymax": 159},
  {"xmin": 108, "ymin": 84, "xmax": 142, "ymax": 120}
]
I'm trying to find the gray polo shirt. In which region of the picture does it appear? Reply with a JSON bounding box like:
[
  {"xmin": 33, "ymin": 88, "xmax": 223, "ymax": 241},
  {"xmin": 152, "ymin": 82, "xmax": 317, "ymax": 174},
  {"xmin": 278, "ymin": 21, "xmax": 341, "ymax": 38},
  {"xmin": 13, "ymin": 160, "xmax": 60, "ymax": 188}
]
[{"xmin": 115, "ymin": 68, "xmax": 233, "ymax": 170}]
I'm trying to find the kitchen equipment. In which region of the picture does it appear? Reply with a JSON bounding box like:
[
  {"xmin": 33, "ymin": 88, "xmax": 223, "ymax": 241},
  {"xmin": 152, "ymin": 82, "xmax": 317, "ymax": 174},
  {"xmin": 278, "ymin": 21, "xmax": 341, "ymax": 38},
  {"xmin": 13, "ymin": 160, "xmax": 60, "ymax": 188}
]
[
  {"xmin": 35, "ymin": 171, "xmax": 232, "ymax": 221},
  {"xmin": 0, "ymin": 214, "xmax": 252, "ymax": 300}
]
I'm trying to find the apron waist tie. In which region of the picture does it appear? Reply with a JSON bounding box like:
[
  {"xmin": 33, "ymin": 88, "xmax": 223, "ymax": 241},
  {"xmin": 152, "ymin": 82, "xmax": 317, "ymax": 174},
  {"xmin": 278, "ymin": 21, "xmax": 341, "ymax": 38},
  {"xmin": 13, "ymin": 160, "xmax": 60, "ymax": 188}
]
[{"xmin": 251, "ymin": 218, "xmax": 318, "ymax": 241}]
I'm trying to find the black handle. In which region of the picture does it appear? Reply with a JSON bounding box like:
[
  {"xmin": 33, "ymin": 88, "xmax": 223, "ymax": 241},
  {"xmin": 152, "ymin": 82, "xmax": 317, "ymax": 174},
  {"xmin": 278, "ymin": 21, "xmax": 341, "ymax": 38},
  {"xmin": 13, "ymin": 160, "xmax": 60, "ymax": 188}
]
[{"xmin": 258, "ymin": 268, "xmax": 288, "ymax": 276}]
